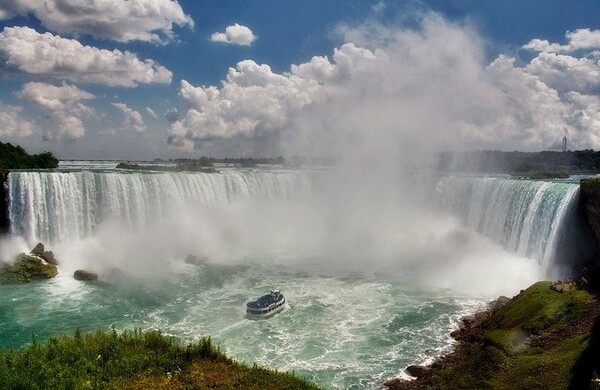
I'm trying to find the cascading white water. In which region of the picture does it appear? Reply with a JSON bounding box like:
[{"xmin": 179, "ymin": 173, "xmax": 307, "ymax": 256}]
[
  {"xmin": 8, "ymin": 170, "xmax": 580, "ymax": 270},
  {"xmin": 8, "ymin": 169, "xmax": 314, "ymax": 244},
  {"xmin": 416, "ymin": 175, "xmax": 579, "ymax": 268}
]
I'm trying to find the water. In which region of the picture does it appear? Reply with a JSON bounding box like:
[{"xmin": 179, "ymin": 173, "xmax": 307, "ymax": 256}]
[
  {"xmin": 0, "ymin": 165, "xmax": 579, "ymax": 389},
  {"xmin": 0, "ymin": 263, "xmax": 485, "ymax": 389},
  {"xmin": 415, "ymin": 175, "xmax": 580, "ymax": 273}
]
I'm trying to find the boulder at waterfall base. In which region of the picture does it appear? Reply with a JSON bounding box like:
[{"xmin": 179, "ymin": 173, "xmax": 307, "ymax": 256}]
[
  {"xmin": 74, "ymin": 270, "xmax": 99, "ymax": 281},
  {"xmin": 0, "ymin": 245, "xmax": 59, "ymax": 284}
]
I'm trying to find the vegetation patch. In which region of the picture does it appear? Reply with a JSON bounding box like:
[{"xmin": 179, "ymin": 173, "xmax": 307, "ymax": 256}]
[
  {"xmin": 0, "ymin": 329, "xmax": 322, "ymax": 390},
  {"xmin": 581, "ymin": 177, "xmax": 600, "ymax": 187},
  {"xmin": 487, "ymin": 281, "xmax": 589, "ymax": 334},
  {"xmin": 386, "ymin": 281, "xmax": 600, "ymax": 390},
  {"xmin": 116, "ymin": 161, "xmax": 217, "ymax": 173},
  {"xmin": 0, "ymin": 142, "xmax": 58, "ymax": 170}
]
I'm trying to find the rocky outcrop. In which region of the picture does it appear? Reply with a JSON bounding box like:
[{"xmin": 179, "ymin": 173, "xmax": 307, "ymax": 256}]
[
  {"xmin": 551, "ymin": 280, "xmax": 578, "ymax": 293},
  {"xmin": 73, "ymin": 270, "xmax": 99, "ymax": 281},
  {"xmin": 0, "ymin": 244, "xmax": 58, "ymax": 284},
  {"xmin": 384, "ymin": 281, "xmax": 599, "ymax": 390},
  {"xmin": 29, "ymin": 242, "xmax": 58, "ymax": 265},
  {"xmin": 406, "ymin": 365, "xmax": 431, "ymax": 377},
  {"xmin": 580, "ymin": 178, "xmax": 600, "ymax": 245}
]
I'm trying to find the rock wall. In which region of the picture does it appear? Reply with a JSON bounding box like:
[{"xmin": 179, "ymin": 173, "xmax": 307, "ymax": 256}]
[
  {"xmin": 579, "ymin": 179, "xmax": 600, "ymax": 245},
  {"xmin": 578, "ymin": 179, "xmax": 600, "ymax": 288},
  {"xmin": 0, "ymin": 170, "xmax": 8, "ymax": 234}
]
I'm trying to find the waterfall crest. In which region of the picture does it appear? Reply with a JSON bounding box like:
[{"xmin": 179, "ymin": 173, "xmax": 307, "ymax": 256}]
[
  {"xmin": 8, "ymin": 169, "xmax": 313, "ymax": 244},
  {"xmin": 418, "ymin": 176, "xmax": 580, "ymax": 268}
]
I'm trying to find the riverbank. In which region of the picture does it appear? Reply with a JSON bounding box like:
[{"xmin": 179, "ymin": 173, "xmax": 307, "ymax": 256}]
[
  {"xmin": 0, "ymin": 329, "xmax": 322, "ymax": 390},
  {"xmin": 385, "ymin": 281, "xmax": 600, "ymax": 390}
]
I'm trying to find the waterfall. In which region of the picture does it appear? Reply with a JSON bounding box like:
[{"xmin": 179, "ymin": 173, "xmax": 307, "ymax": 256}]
[
  {"xmin": 8, "ymin": 169, "xmax": 313, "ymax": 244},
  {"xmin": 416, "ymin": 175, "xmax": 581, "ymax": 268},
  {"xmin": 7, "ymin": 168, "xmax": 587, "ymax": 273}
]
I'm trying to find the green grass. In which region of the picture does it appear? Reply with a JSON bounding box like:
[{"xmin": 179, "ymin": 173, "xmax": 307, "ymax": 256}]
[
  {"xmin": 489, "ymin": 335, "xmax": 589, "ymax": 390},
  {"xmin": 413, "ymin": 282, "xmax": 597, "ymax": 390},
  {"xmin": 0, "ymin": 329, "xmax": 322, "ymax": 390},
  {"xmin": 487, "ymin": 281, "xmax": 589, "ymax": 334}
]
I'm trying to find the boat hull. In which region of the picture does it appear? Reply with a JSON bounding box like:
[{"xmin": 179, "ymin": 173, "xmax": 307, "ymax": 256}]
[{"xmin": 246, "ymin": 296, "xmax": 286, "ymax": 319}]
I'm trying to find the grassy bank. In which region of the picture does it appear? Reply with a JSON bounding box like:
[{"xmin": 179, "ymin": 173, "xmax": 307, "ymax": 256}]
[
  {"xmin": 0, "ymin": 329, "xmax": 322, "ymax": 390},
  {"xmin": 388, "ymin": 281, "xmax": 600, "ymax": 390}
]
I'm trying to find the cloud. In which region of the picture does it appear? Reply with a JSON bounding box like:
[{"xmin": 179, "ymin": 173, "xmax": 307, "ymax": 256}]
[
  {"xmin": 169, "ymin": 14, "xmax": 600, "ymax": 157},
  {"xmin": 0, "ymin": 104, "xmax": 36, "ymax": 137},
  {"xmin": 17, "ymin": 81, "xmax": 95, "ymax": 139},
  {"xmin": 169, "ymin": 60, "xmax": 324, "ymax": 151},
  {"xmin": 165, "ymin": 107, "xmax": 180, "ymax": 124},
  {"xmin": 0, "ymin": 26, "xmax": 172, "ymax": 87},
  {"xmin": 145, "ymin": 107, "xmax": 158, "ymax": 119},
  {"xmin": 210, "ymin": 23, "xmax": 256, "ymax": 46},
  {"xmin": 112, "ymin": 102, "xmax": 146, "ymax": 133},
  {"xmin": 372, "ymin": 1, "xmax": 386, "ymax": 14},
  {"xmin": 523, "ymin": 28, "xmax": 600, "ymax": 53},
  {"xmin": 0, "ymin": 0, "xmax": 193, "ymax": 43},
  {"xmin": 524, "ymin": 52, "xmax": 600, "ymax": 94}
]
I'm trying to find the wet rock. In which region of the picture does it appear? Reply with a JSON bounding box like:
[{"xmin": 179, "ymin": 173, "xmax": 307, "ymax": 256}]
[
  {"xmin": 74, "ymin": 270, "xmax": 99, "ymax": 281},
  {"xmin": 489, "ymin": 295, "xmax": 511, "ymax": 311},
  {"xmin": 0, "ymin": 250, "xmax": 58, "ymax": 284},
  {"xmin": 29, "ymin": 242, "xmax": 58, "ymax": 265},
  {"xmin": 383, "ymin": 377, "xmax": 403, "ymax": 388},
  {"xmin": 406, "ymin": 364, "xmax": 431, "ymax": 377}
]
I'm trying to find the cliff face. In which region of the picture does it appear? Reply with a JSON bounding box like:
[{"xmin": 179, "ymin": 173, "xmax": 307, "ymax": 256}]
[
  {"xmin": 580, "ymin": 179, "xmax": 600, "ymax": 245},
  {"xmin": 0, "ymin": 170, "xmax": 8, "ymax": 234}
]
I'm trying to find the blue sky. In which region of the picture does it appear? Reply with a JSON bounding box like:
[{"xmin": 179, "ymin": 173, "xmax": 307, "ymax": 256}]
[{"xmin": 1, "ymin": 0, "xmax": 600, "ymax": 159}]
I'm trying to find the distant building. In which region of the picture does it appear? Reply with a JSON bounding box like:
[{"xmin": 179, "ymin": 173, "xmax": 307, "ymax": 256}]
[{"xmin": 562, "ymin": 136, "xmax": 567, "ymax": 152}]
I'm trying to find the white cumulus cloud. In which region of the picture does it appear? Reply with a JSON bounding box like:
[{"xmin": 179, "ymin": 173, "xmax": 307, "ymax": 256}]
[
  {"xmin": 168, "ymin": 14, "xmax": 600, "ymax": 156},
  {"xmin": 0, "ymin": 0, "xmax": 193, "ymax": 43},
  {"xmin": 210, "ymin": 23, "xmax": 256, "ymax": 46},
  {"xmin": 523, "ymin": 28, "xmax": 600, "ymax": 53},
  {"xmin": 112, "ymin": 103, "xmax": 146, "ymax": 133},
  {"xmin": 0, "ymin": 104, "xmax": 36, "ymax": 137},
  {"xmin": 17, "ymin": 82, "xmax": 95, "ymax": 139},
  {"xmin": 0, "ymin": 26, "xmax": 172, "ymax": 87}
]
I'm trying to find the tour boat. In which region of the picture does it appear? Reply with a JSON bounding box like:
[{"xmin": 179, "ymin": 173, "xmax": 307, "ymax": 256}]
[{"xmin": 246, "ymin": 290, "xmax": 285, "ymax": 319}]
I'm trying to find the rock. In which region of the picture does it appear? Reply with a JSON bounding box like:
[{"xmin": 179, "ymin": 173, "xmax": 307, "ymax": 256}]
[
  {"xmin": 450, "ymin": 329, "xmax": 461, "ymax": 339},
  {"xmin": 551, "ymin": 280, "xmax": 577, "ymax": 293},
  {"xmin": 29, "ymin": 243, "xmax": 58, "ymax": 265},
  {"xmin": 30, "ymin": 242, "xmax": 45, "ymax": 256},
  {"xmin": 74, "ymin": 270, "xmax": 99, "ymax": 281},
  {"xmin": 185, "ymin": 254, "xmax": 208, "ymax": 266},
  {"xmin": 489, "ymin": 295, "xmax": 511, "ymax": 311},
  {"xmin": 101, "ymin": 267, "xmax": 126, "ymax": 283},
  {"xmin": 0, "ymin": 252, "xmax": 58, "ymax": 284},
  {"xmin": 383, "ymin": 377, "xmax": 403, "ymax": 388},
  {"xmin": 406, "ymin": 364, "xmax": 431, "ymax": 377}
]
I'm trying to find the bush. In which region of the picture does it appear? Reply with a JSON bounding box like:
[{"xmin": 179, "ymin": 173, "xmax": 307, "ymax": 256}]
[{"xmin": 0, "ymin": 142, "xmax": 58, "ymax": 170}]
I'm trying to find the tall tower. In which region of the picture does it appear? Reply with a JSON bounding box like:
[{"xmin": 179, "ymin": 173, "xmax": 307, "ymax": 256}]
[{"xmin": 562, "ymin": 136, "xmax": 567, "ymax": 152}]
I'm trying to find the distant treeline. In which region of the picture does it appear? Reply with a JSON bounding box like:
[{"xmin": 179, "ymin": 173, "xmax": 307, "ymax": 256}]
[
  {"xmin": 438, "ymin": 150, "xmax": 600, "ymax": 174},
  {"xmin": 0, "ymin": 142, "xmax": 58, "ymax": 170},
  {"xmin": 155, "ymin": 156, "xmax": 337, "ymax": 167},
  {"xmin": 116, "ymin": 162, "xmax": 217, "ymax": 173}
]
